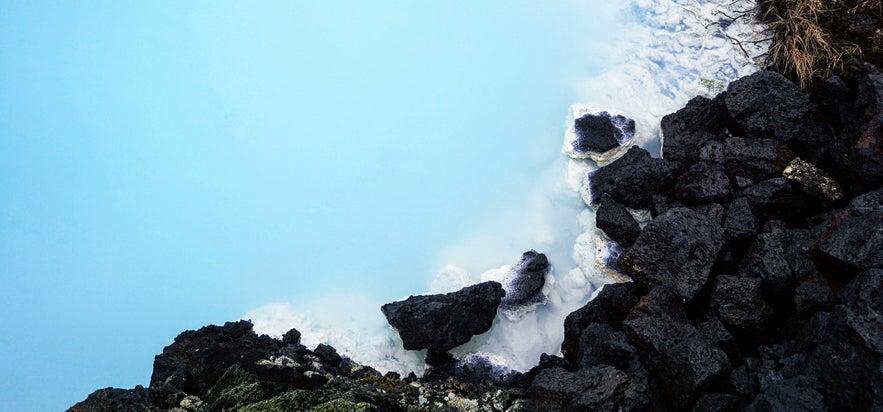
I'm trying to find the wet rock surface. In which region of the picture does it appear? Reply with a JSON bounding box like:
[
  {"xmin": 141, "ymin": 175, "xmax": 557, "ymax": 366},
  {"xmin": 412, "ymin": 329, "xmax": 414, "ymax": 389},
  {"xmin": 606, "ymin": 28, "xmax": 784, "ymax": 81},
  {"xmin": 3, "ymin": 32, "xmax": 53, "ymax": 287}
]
[
  {"xmin": 72, "ymin": 64, "xmax": 883, "ymax": 411},
  {"xmin": 381, "ymin": 281, "xmax": 505, "ymax": 357},
  {"xmin": 499, "ymin": 250, "xmax": 550, "ymax": 309},
  {"xmin": 571, "ymin": 111, "xmax": 635, "ymax": 156}
]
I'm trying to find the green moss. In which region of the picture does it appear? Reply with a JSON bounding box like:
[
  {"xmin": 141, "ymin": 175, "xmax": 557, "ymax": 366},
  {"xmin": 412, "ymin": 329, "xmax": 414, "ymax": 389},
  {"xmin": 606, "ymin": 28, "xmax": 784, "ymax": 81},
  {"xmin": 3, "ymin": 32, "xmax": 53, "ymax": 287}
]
[
  {"xmin": 309, "ymin": 398, "xmax": 378, "ymax": 412},
  {"xmin": 237, "ymin": 390, "xmax": 364, "ymax": 412}
]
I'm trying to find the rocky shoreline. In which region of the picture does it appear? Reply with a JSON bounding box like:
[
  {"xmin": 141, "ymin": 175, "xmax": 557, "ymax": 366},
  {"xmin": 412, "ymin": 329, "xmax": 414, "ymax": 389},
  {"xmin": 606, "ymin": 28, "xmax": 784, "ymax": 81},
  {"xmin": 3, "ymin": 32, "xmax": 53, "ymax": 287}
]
[{"xmin": 72, "ymin": 58, "xmax": 882, "ymax": 411}]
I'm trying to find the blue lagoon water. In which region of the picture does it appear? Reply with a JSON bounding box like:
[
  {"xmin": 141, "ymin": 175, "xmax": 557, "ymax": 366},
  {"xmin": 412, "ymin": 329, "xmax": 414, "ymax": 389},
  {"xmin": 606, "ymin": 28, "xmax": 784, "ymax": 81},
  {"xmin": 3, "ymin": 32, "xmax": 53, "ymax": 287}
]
[{"xmin": 0, "ymin": 1, "xmax": 767, "ymax": 409}]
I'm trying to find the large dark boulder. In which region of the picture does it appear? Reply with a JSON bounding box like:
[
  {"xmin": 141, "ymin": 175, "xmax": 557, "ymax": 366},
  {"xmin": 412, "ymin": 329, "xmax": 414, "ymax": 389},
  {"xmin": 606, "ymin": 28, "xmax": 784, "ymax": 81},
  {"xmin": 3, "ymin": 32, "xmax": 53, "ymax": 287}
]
[
  {"xmin": 150, "ymin": 320, "xmax": 282, "ymax": 396},
  {"xmin": 740, "ymin": 227, "xmax": 794, "ymax": 295},
  {"xmin": 807, "ymin": 268, "xmax": 883, "ymax": 409},
  {"xmin": 621, "ymin": 207, "xmax": 725, "ymax": 301},
  {"xmin": 571, "ymin": 111, "xmax": 635, "ymax": 157},
  {"xmin": 661, "ymin": 93, "xmax": 729, "ymax": 163},
  {"xmin": 68, "ymin": 386, "xmax": 152, "ymax": 412},
  {"xmin": 623, "ymin": 287, "xmax": 731, "ymax": 408},
  {"xmin": 527, "ymin": 366, "xmax": 649, "ymax": 412},
  {"xmin": 575, "ymin": 323, "xmax": 639, "ymax": 372},
  {"xmin": 596, "ymin": 193, "xmax": 642, "ymax": 246},
  {"xmin": 699, "ymin": 136, "xmax": 793, "ymax": 182},
  {"xmin": 710, "ymin": 275, "xmax": 773, "ymax": 333},
  {"xmin": 562, "ymin": 282, "xmax": 645, "ymax": 362},
  {"xmin": 725, "ymin": 71, "xmax": 811, "ymax": 144},
  {"xmin": 673, "ymin": 161, "xmax": 733, "ymax": 204},
  {"xmin": 814, "ymin": 209, "xmax": 883, "ymax": 276},
  {"xmin": 587, "ymin": 146, "xmax": 680, "ymax": 208},
  {"xmin": 381, "ymin": 281, "xmax": 505, "ymax": 354},
  {"xmin": 500, "ymin": 250, "xmax": 550, "ymax": 308},
  {"xmin": 725, "ymin": 196, "xmax": 758, "ymax": 241},
  {"xmin": 741, "ymin": 177, "xmax": 809, "ymax": 222},
  {"xmin": 744, "ymin": 377, "xmax": 826, "ymax": 412}
]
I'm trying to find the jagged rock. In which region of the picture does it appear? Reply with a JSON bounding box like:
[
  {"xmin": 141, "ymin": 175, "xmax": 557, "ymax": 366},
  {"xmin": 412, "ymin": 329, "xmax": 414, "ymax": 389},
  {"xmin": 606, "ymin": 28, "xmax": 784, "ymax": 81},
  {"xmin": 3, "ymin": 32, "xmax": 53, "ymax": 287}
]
[
  {"xmin": 692, "ymin": 392, "xmax": 744, "ymax": 412},
  {"xmin": 562, "ymin": 282, "xmax": 645, "ymax": 362},
  {"xmin": 381, "ymin": 281, "xmax": 505, "ymax": 354},
  {"xmin": 150, "ymin": 320, "xmax": 282, "ymax": 396},
  {"xmin": 623, "ymin": 287, "xmax": 731, "ymax": 409},
  {"xmin": 661, "ymin": 93, "xmax": 729, "ymax": 163},
  {"xmin": 696, "ymin": 315, "xmax": 738, "ymax": 359},
  {"xmin": 570, "ymin": 111, "xmax": 635, "ymax": 157},
  {"xmin": 281, "ymin": 328, "xmax": 301, "ymax": 345},
  {"xmin": 596, "ymin": 193, "xmax": 642, "ymax": 246},
  {"xmin": 527, "ymin": 366, "xmax": 649, "ymax": 411},
  {"xmin": 725, "ymin": 196, "xmax": 758, "ymax": 241},
  {"xmin": 699, "ymin": 136, "xmax": 793, "ymax": 182},
  {"xmin": 500, "ymin": 250, "xmax": 549, "ymax": 308},
  {"xmin": 741, "ymin": 177, "xmax": 808, "ymax": 222},
  {"xmin": 587, "ymin": 146, "xmax": 680, "ymax": 208},
  {"xmin": 793, "ymin": 276, "xmax": 834, "ymax": 317},
  {"xmin": 710, "ymin": 275, "xmax": 773, "ymax": 333},
  {"xmin": 621, "ymin": 207, "xmax": 725, "ymax": 301},
  {"xmin": 740, "ymin": 227, "xmax": 794, "ymax": 295},
  {"xmin": 745, "ymin": 377, "xmax": 826, "ymax": 412},
  {"xmin": 807, "ymin": 268, "xmax": 883, "ymax": 409},
  {"xmin": 674, "ymin": 161, "xmax": 733, "ymax": 204},
  {"xmin": 575, "ymin": 323, "xmax": 639, "ymax": 372},
  {"xmin": 651, "ymin": 193, "xmax": 683, "ymax": 218},
  {"xmin": 783, "ymin": 157, "xmax": 844, "ymax": 206},
  {"xmin": 814, "ymin": 208, "xmax": 883, "ymax": 276},
  {"xmin": 313, "ymin": 344, "xmax": 342, "ymax": 368},
  {"xmin": 691, "ymin": 202, "xmax": 727, "ymax": 226},
  {"xmin": 68, "ymin": 386, "xmax": 153, "ymax": 412},
  {"xmin": 725, "ymin": 71, "xmax": 811, "ymax": 143}
]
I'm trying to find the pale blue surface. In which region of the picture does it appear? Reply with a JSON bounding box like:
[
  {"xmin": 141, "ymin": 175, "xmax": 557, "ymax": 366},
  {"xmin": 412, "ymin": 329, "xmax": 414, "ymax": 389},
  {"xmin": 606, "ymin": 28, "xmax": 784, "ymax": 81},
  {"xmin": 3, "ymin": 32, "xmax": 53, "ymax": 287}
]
[{"xmin": 0, "ymin": 1, "xmax": 612, "ymax": 409}]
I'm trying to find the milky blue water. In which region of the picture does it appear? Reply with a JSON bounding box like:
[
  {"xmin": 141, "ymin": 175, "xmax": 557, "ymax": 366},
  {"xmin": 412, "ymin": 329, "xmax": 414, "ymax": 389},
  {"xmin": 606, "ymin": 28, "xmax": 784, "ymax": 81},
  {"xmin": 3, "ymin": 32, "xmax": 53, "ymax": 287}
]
[{"xmin": 0, "ymin": 2, "xmax": 624, "ymax": 409}]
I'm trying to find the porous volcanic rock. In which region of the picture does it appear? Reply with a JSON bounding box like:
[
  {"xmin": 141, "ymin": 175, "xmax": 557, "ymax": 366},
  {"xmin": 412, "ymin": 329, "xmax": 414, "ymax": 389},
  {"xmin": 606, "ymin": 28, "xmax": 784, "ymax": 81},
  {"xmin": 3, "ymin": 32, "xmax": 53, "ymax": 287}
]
[
  {"xmin": 620, "ymin": 207, "xmax": 725, "ymax": 302},
  {"xmin": 571, "ymin": 111, "xmax": 636, "ymax": 157},
  {"xmin": 622, "ymin": 287, "xmax": 731, "ymax": 408},
  {"xmin": 725, "ymin": 70, "xmax": 811, "ymax": 143},
  {"xmin": 500, "ymin": 250, "xmax": 550, "ymax": 308},
  {"xmin": 381, "ymin": 281, "xmax": 505, "ymax": 355},
  {"xmin": 595, "ymin": 193, "xmax": 642, "ymax": 246},
  {"xmin": 587, "ymin": 146, "xmax": 680, "ymax": 208}
]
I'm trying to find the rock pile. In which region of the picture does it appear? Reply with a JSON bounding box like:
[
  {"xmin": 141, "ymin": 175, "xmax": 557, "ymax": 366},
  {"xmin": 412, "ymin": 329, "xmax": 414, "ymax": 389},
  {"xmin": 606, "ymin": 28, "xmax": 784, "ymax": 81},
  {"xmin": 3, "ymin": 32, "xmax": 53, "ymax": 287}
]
[
  {"xmin": 533, "ymin": 66, "xmax": 883, "ymax": 410},
  {"xmin": 71, "ymin": 64, "xmax": 882, "ymax": 411},
  {"xmin": 69, "ymin": 320, "xmax": 521, "ymax": 411}
]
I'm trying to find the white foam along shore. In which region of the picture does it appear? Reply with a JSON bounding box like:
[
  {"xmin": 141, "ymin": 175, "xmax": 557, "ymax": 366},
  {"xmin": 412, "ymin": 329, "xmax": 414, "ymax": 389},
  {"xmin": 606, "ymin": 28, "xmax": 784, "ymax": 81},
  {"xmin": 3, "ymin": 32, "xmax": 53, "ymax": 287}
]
[{"xmin": 245, "ymin": 0, "xmax": 770, "ymax": 376}]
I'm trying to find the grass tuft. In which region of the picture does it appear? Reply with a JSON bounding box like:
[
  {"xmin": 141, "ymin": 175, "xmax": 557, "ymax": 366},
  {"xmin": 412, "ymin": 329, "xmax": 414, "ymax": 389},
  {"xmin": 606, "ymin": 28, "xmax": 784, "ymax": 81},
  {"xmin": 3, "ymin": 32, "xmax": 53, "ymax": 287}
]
[{"xmin": 759, "ymin": 0, "xmax": 880, "ymax": 89}]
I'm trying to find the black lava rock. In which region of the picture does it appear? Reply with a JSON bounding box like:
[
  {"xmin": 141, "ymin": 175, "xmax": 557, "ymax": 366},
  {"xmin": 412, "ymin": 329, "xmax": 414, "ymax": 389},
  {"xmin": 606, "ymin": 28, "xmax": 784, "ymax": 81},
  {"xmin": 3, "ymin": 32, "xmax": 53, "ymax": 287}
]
[
  {"xmin": 588, "ymin": 146, "xmax": 680, "ymax": 208},
  {"xmin": 596, "ymin": 193, "xmax": 642, "ymax": 246},
  {"xmin": 501, "ymin": 250, "xmax": 549, "ymax": 308},
  {"xmin": 725, "ymin": 196, "xmax": 758, "ymax": 241},
  {"xmin": 527, "ymin": 366, "xmax": 649, "ymax": 412},
  {"xmin": 575, "ymin": 323, "xmax": 639, "ymax": 372},
  {"xmin": 814, "ymin": 209, "xmax": 883, "ymax": 276},
  {"xmin": 572, "ymin": 111, "xmax": 636, "ymax": 155},
  {"xmin": 621, "ymin": 207, "xmax": 725, "ymax": 302},
  {"xmin": 699, "ymin": 136, "xmax": 793, "ymax": 182},
  {"xmin": 741, "ymin": 177, "xmax": 809, "ymax": 222},
  {"xmin": 150, "ymin": 320, "xmax": 282, "ymax": 396},
  {"xmin": 661, "ymin": 93, "xmax": 730, "ymax": 163},
  {"xmin": 725, "ymin": 71, "xmax": 811, "ymax": 143},
  {"xmin": 623, "ymin": 287, "xmax": 731, "ymax": 408},
  {"xmin": 710, "ymin": 275, "xmax": 773, "ymax": 333},
  {"xmin": 562, "ymin": 282, "xmax": 645, "ymax": 362},
  {"xmin": 381, "ymin": 281, "xmax": 505, "ymax": 354},
  {"xmin": 740, "ymin": 227, "xmax": 794, "ymax": 295},
  {"xmin": 674, "ymin": 161, "xmax": 734, "ymax": 204}
]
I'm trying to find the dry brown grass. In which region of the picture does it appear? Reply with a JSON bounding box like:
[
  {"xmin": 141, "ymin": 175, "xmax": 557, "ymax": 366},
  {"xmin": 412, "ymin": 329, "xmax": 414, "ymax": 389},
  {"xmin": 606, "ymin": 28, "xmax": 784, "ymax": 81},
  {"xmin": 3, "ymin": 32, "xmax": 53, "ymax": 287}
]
[
  {"xmin": 759, "ymin": 0, "xmax": 883, "ymax": 89},
  {"xmin": 761, "ymin": 0, "xmax": 861, "ymax": 89}
]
